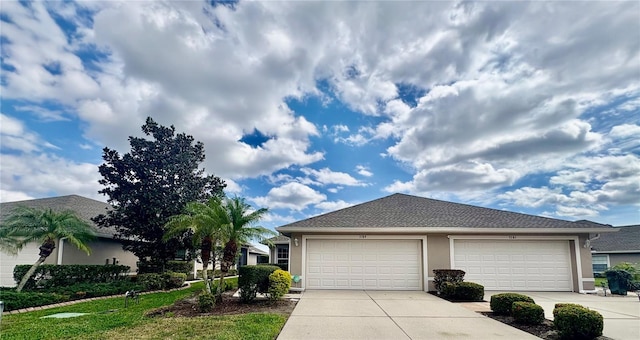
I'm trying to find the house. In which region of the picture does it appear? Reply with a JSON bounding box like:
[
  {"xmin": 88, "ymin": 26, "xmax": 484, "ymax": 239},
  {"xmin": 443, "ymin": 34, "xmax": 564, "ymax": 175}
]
[
  {"xmin": 0, "ymin": 195, "xmax": 138, "ymax": 287},
  {"xmin": 263, "ymin": 234, "xmax": 291, "ymax": 269},
  {"xmin": 192, "ymin": 243, "xmax": 270, "ymax": 278},
  {"xmin": 276, "ymin": 193, "xmax": 616, "ymax": 293},
  {"xmin": 590, "ymin": 225, "xmax": 640, "ymax": 274}
]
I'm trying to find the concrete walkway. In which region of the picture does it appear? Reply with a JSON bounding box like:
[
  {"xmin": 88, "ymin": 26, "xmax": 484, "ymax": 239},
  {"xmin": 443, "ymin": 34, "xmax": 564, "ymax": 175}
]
[
  {"xmin": 277, "ymin": 290, "xmax": 538, "ymax": 340},
  {"xmin": 486, "ymin": 291, "xmax": 640, "ymax": 340}
]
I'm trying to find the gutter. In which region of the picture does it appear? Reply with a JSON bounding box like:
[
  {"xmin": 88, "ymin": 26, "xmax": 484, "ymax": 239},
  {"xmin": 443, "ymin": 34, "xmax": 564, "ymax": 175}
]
[{"xmin": 276, "ymin": 227, "xmax": 618, "ymax": 234}]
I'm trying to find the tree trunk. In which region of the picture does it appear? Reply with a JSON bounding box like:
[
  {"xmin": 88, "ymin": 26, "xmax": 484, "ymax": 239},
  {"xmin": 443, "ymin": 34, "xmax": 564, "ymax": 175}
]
[
  {"xmin": 216, "ymin": 240, "xmax": 236, "ymax": 303},
  {"xmin": 216, "ymin": 270, "xmax": 226, "ymax": 303},
  {"xmin": 201, "ymin": 237, "xmax": 212, "ymax": 294},
  {"xmin": 16, "ymin": 256, "xmax": 47, "ymax": 293}
]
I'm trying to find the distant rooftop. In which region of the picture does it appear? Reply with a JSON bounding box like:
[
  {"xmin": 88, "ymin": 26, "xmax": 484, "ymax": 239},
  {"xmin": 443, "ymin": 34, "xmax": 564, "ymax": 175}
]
[{"xmin": 591, "ymin": 225, "xmax": 640, "ymax": 252}]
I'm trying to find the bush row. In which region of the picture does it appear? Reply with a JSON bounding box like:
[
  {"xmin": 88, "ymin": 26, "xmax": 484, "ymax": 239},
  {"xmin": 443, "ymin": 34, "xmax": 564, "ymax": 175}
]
[
  {"xmin": 1, "ymin": 280, "xmax": 143, "ymax": 311},
  {"xmin": 14, "ymin": 264, "xmax": 131, "ymax": 290},
  {"xmin": 433, "ymin": 269, "xmax": 466, "ymax": 293},
  {"xmin": 490, "ymin": 293, "xmax": 604, "ymax": 339},
  {"xmin": 441, "ymin": 281, "xmax": 484, "ymax": 301},
  {"xmin": 137, "ymin": 271, "xmax": 186, "ymax": 291},
  {"xmin": 196, "ymin": 268, "xmax": 238, "ymax": 279},
  {"xmin": 137, "ymin": 260, "xmax": 193, "ymax": 275},
  {"xmin": 238, "ymin": 265, "xmax": 281, "ymax": 302}
]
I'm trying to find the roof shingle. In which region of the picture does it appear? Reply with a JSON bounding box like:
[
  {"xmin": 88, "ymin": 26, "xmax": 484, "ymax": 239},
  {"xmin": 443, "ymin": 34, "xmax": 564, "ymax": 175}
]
[{"xmin": 590, "ymin": 225, "xmax": 640, "ymax": 252}]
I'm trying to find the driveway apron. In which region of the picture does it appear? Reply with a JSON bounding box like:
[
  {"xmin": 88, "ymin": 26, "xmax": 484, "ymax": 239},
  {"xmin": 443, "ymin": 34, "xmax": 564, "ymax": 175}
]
[{"xmin": 278, "ymin": 290, "xmax": 538, "ymax": 340}]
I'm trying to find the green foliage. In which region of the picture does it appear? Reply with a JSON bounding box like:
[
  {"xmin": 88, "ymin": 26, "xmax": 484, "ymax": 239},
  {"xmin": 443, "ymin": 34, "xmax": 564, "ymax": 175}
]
[
  {"xmin": 490, "ymin": 293, "xmax": 535, "ymax": 315},
  {"xmin": 554, "ymin": 305, "xmax": 603, "ymax": 339},
  {"xmin": 610, "ymin": 262, "xmax": 640, "ymax": 280},
  {"xmin": 43, "ymin": 281, "xmax": 143, "ymax": 299},
  {"xmin": 605, "ymin": 269, "xmax": 635, "ymax": 294},
  {"xmin": 197, "ymin": 292, "xmax": 216, "ymax": 312},
  {"xmin": 212, "ymin": 276, "xmax": 239, "ymax": 294},
  {"xmin": 433, "ymin": 269, "xmax": 465, "ymax": 293},
  {"xmin": 441, "ymin": 281, "xmax": 484, "ymax": 301},
  {"xmin": 552, "ymin": 303, "xmax": 584, "ymax": 319},
  {"xmin": 13, "ymin": 264, "xmax": 130, "ymax": 290},
  {"xmin": 267, "ymin": 269, "xmax": 292, "ymax": 301},
  {"xmin": 137, "ymin": 260, "xmax": 194, "ymax": 275},
  {"xmin": 1, "ymin": 291, "xmax": 70, "ymax": 311},
  {"xmin": 163, "ymin": 271, "xmax": 187, "ymax": 289},
  {"xmin": 197, "ymin": 268, "xmax": 238, "ymax": 278},
  {"xmin": 512, "ymin": 301, "xmax": 545, "ymax": 325},
  {"xmin": 94, "ymin": 117, "xmax": 225, "ymax": 266},
  {"xmin": 138, "ymin": 273, "xmax": 166, "ymax": 291},
  {"xmin": 238, "ymin": 265, "xmax": 280, "ymax": 302}
]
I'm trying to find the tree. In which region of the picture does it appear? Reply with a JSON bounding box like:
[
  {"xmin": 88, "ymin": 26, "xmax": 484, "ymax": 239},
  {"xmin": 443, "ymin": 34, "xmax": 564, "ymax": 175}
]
[
  {"xmin": 215, "ymin": 196, "xmax": 274, "ymax": 302},
  {"xmin": 94, "ymin": 117, "xmax": 225, "ymax": 269},
  {"xmin": 0, "ymin": 206, "xmax": 95, "ymax": 292},
  {"xmin": 164, "ymin": 198, "xmax": 223, "ymax": 293}
]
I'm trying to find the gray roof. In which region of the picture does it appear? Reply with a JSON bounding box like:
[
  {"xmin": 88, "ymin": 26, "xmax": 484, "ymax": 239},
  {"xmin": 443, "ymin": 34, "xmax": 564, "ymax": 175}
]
[
  {"xmin": 591, "ymin": 225, "xmax": 640, "ymax": 252},
  {"xmin": 0, "ymin": 195, "xmax": 114, "ymax": 238},
  {"xmin": 277, "ymin": 193, "xmax": 613, "ymax": 231},
  {"xmin": 263, "ymin": 234, "xmax": 290, "ymax": 243}
]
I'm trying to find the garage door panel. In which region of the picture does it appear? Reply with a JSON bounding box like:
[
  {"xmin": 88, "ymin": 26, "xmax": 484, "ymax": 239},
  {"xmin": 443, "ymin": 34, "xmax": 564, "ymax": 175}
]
[
  {"xmin": 454, "ymin": 240, "xmax": 571, "ymax": 292},
  {"xmin": 306, "ymin": 239, "xmax": 422, "ymax": 290}
]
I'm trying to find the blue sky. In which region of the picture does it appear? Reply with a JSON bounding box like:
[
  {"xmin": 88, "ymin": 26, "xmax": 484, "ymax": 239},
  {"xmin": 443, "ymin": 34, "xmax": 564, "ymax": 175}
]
[{"xmin": 1, "ymin": 1, "xmax": 639, "ymax": 232}]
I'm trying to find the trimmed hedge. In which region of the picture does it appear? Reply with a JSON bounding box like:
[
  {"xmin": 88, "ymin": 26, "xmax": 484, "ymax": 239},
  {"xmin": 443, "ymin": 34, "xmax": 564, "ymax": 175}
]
[
  {"xmin": 196, "ymin": 269, "xmax": 238, "ymax": 278},
  {"xmin": 268, "ymin": 269, "xmax": 292, "ymax": 301},
  {"xmin": 166, "ymin": 261, "xmax": 193, "ymax": 275},
  {"xmin": 138, "ymin": 272, "xmax": 186, "ymax": 291},
  {"xmin": 441, "ymin": 281, "xmax": 484, "ymax": 301},
  {"xmin": 43, "ymin": 281, "xmax": 143, "ymax": 299},
  {"xmin": 490, "ymin": 293, "xmax": 535, "ymax": 315},
  {"xmin": 1, "ymin": 291, "xmax": 70, "ymax": 311},
  {"xmin": 238, "ymin": 265, "xmax": 280, "ymax": 302},
  {"xmin": 14, "ymin": 264, "xmax": 130, "ymax": 290},
  {"xmin": 552, "ymin": 303, "xmax": 584, "ymax": 319},
  {"xmin": 512, "ymin": 301, "xmax": 544, "ymax": 325},
  {"xmin": 433, "ymin": 269, "xmax": 465, "ymax": 293},
  {"xmin": 554, "ymin": 304, "xmax": 603, "ymax": 339}
]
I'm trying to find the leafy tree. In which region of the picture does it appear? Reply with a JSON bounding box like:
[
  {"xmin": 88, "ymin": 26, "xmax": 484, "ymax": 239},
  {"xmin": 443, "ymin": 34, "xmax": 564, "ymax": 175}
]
[
  {"xmin": 94, "ymin": 117, "xmax": 225, "ymax": 269},
  {"xmin": 0, "ymin": 206, "xmax": 95, "ymax": 292},
  {"xmin": 215, "ymin": 196, "xmax": 274, "ymax": 302},
  {"xmin": 164, "ymin": 198, "xmax": 223, "ymax": 293}
]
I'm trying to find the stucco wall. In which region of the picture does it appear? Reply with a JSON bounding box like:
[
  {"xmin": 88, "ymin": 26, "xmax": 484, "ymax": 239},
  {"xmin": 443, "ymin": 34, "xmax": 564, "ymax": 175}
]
[
  {"xmin": 426, "ymin": 234, "xmax": 450, "ymax": 291},
  {"xmin": 61, "ymin": 238, "xmax": 138, "ymax": 273}
]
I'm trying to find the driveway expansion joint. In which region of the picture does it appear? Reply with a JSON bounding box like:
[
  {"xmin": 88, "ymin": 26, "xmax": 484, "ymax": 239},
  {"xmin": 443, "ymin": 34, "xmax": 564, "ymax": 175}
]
[{"xmin": 365, "ymin": 290, "xmax": 414, "ymax": 340}]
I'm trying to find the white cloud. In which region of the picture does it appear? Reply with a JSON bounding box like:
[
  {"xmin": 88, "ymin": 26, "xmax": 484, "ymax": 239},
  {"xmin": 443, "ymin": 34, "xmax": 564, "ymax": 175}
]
[
  {"xmin": 300, "ymin": 167, "xmax": 366, "ymax": 187},
  {"xmin": 0, "ymin": 114, "xmax": 58, "ymax": 152},
  {"xmin": 223, "ymin": 179, "xmax": 243, "ymax": 194},
  {"xmin": 314, "ymin": 200, "xmax": 354, "ymax": 212},
  {"xmin": 355, "ymin": 165, "xmax": 373, "ymax": 177},
  {"xmin": 253, "ymin": 182, "xmax": 326, "ymax": 211}
]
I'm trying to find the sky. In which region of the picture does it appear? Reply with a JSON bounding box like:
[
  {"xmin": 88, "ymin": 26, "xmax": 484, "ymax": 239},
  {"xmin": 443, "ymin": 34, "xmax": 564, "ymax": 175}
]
[{"xmin": 1, "ymin": 0, "xmax": 639, "ymax": 233}]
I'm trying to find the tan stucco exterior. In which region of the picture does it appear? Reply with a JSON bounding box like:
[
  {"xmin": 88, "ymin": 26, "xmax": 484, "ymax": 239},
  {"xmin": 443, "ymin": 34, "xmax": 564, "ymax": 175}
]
[{"xmin": 285, "ymin": 232, "xmax": 597, "ymax": 292}]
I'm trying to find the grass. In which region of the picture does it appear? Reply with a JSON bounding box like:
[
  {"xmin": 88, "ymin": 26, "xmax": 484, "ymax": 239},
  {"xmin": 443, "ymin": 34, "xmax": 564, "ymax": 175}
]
[
  {"xmin": 0, "ymin": 280, "xmax": 286, "ymax": 340},
  {"xmin": 595, "ymin": 277, "xmax": 607, "ymax": 287}
]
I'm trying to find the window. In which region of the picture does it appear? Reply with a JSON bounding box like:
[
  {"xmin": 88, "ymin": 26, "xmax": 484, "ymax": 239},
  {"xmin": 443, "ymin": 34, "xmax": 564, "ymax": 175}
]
[
  {"xmin": 276, "ymin": 245, "xmax": 289, "ymax": 266},
  {"xmin": 592, "ymin": 255, "xmax": 609, "ymax": 273}
]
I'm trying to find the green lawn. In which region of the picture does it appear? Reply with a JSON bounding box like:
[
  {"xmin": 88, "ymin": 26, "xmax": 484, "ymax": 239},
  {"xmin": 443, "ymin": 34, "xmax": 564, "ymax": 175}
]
[
  {"xmin": 0, "ymin": 281, "xmax": 287, "ymax": 340},
  {"xmin": 595, "ymin": 277, "xmax": 607, "ymax": 287}
]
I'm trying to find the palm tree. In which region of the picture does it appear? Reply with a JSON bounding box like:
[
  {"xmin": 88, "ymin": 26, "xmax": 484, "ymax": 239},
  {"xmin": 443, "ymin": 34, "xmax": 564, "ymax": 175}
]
[
  {"xmin": 0, "ymin": 206, "xmax": 96, "ymax": 292},
  {"xmin": 164, "ymin": 198, "xmax": 223, "ymax": 294},
  {"xmin": 216, "ymin": 196, "xmax": 274, "ymax": 302}
]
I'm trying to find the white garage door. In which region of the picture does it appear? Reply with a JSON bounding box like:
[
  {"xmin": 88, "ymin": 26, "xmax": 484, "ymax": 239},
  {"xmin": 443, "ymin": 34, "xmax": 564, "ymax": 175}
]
[
  {"xmin": 306, "ymin": 239, "xmax": 422, "ymax": 290},
  {"xmin": 453, "ymin": 240, "xmax": 572, "ymax": 291}
]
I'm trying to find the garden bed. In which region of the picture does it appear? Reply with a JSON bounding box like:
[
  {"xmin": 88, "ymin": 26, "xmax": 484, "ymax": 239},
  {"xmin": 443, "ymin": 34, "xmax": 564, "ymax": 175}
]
[{"xmin": 482, "ymin": 312, "xmax": 613, "ymax": 340}]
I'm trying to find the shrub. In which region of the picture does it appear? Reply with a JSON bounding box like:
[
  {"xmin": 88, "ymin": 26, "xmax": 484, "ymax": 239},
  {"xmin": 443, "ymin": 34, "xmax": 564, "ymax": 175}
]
[
  {"xmin": 610, "ymin": 262, "xmax": 640, "ymax": 280},
  {"xmin": 490, "ymin": 293, "xmax": 535, "ymax": 315},
  {"xmin": 166, "ymin": 261, "xmax": 193, "ymax": 275},
  {"xmin": 442, "ymin": 282, "xmax": 484, "ymax": 301},
  {"xmin": 554, "ymin": 305, "xmax": 603, "ymax": 339},
  {"xmin": 267, "ymin": 269, "xmax": 292, "ymax": 301},
  {"xmin": 512, "ymin": 301, "xmax": 545, "ymax": 325},
  {"xmin": 14, "ymin": 264, "xmax": 130, "ymax": 290},
  {"xmin": 196, "ymin": 269, "xmax": 238, "ymax": 279},
  {"xmin": 198, "ymin": 292, "xmax": 215, "ymax": 312},
  {"xmin": 238, "ymin": 265, "xmax": 280, "ymax": 302},
  {"xmin": 1, "ymin": 291, "xmax": 70, "ymax": 311},
  {"xmin": 138, "ymin": 273, "xmax": 165, "ymax": 291},
  {"xmin": 163, "ymin": 271, "xmax": 187, "ymax": 289},
  {"xmin": 433, "ymin": 269, "xmax": 465, "ymax": 293},
  {"xmin": 43, "ymin": 281, "xmax": 143, "ymax": 298},
  {"xmin": 552, "ymin": 303, "xmax": 584, "ymax": 319}
]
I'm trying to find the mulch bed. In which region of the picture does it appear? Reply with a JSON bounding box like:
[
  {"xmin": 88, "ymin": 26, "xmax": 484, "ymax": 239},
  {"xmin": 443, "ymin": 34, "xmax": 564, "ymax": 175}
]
[
  {"xmin": 145, "ymin": 291, "xmax": 298, "ymax": 318},
  {"xmin": 482, "ymin": 312, "xmax": 613, "ymax": 340}
]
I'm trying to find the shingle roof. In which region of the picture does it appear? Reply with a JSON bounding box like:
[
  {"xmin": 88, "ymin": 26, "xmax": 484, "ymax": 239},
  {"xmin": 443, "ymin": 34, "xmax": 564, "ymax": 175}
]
[
  {"xmin": 590, "ymin": 225, "xmax": 640, "ymax": 252},
  {"xmin": 277, "ymin": 193, "xmax": 613, "ymax": 231},
  {"xmin": 0, "ymin": 195, "xmax": 115, "ymax": 238},
  {"xmin": 263, "ymin": 234, "xmax": 290, "ymax": 243}
]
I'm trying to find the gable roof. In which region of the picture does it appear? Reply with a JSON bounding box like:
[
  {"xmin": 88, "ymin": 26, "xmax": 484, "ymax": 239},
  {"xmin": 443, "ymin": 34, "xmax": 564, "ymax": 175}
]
[
  {"xmin": 0, "ymin": 195, "xmax": 115, "ymax": 238},
  {"xmin": 590, "ymin": 225, "xmax": 640, "ymax": 253},
  {"xmin": 277, "ymin": 193, "xmax": 615, "ymax": 233}
]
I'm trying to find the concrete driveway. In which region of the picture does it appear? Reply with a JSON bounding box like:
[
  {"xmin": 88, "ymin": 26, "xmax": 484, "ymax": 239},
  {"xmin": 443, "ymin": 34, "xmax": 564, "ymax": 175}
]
[
  {"xmin": 278, "ymin": 290, "xmax": 538, "ymax": 340},
  {"xmin": 485, "ymin": 291, "xmax": 640, "ymax": 340}
]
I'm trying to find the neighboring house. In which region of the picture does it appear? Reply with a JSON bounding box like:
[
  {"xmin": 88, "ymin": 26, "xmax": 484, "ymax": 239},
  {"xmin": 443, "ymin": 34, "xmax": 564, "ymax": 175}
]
[
  {"xmin": 263, "ymin": 234, "xmax": 291, "ymax": 269},
  {"xmin": 0, "ymin": 195, "xmax": 138, "ymax": 287},
  {"xmin": 192, "ymin": 244, "xmax": 270, "ymax": 277},
  {"xmin": 276, "ymin": 193, "xmax": 616, "ymax": 293},
  {"xmin": 590, "ymin": 225, "xmax": 640, "ymax": 274}
]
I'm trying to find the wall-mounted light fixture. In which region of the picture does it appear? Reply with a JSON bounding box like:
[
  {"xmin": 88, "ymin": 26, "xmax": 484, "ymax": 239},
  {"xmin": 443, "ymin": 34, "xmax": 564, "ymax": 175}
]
[{"xmin": 294, "ymin": 238, "xmax": 299, "ymax": 247}]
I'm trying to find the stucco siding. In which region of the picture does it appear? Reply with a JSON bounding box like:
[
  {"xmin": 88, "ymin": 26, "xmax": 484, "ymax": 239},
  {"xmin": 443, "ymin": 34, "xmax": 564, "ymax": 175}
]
[
  {"xmin": 426, "ymin": 234, "xmax": 450, "ymax": 291},
  {"xmin": 61, "ymin": 238, "xmax": 138, "ymax": 273}
]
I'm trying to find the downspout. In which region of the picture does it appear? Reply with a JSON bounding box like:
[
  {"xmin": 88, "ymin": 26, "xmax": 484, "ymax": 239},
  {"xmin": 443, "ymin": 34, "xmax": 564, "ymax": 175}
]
[{"xmin": 57, "ymin": 237, "xmax": 67, "ymax": 265}]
